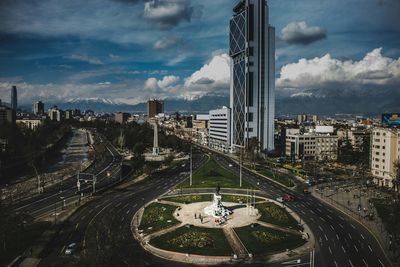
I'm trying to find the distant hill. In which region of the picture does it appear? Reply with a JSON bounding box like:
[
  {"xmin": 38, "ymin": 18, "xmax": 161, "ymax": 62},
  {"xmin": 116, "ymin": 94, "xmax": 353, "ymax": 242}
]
[{"xmin": 18, "ymin": 88, "xmax": 400, "ymax": 116}]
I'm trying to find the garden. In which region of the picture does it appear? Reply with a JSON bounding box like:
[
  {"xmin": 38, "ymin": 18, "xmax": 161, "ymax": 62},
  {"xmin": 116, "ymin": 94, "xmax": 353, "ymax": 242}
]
[
  {"xmin": 235, "ymin": 224, "xmax": 306, "ymax": 255},
  {"xmin": 150, "ymin": 226, "xmax": 233, "ymax": 256},
  {"xmin": 139, "ymin": 202, "xmax": 180, "ymax": 234},
  {"xmin": 256, "ymin": 202, "xmax": 302, "ymax": 231}
]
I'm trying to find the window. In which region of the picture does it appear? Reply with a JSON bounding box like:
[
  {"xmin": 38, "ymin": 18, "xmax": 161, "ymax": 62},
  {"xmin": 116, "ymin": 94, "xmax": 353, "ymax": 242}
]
[{"xmin": 247, "ymin": 112, "xmax": 253, "ymax": 122}]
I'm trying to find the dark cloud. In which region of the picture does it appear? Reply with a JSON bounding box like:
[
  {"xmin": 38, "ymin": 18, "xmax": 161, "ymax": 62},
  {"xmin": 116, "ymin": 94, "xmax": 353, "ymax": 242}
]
[
  {"xmin": 144, "ymin": 0, "xmax": 194, "ymax": 28},
  {"xmin": 281, "ymin": 21, "xmax": 326, "ymax": 45}
]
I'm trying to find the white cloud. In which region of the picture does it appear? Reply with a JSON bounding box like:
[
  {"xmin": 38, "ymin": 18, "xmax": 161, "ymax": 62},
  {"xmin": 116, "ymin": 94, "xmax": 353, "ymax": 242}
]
[
  {"xmin": 144, "ymin": 75, "xmax": 180, "ymax": 92},
  {"xmin": 281, "ymin": 21, "xmax": 326, "ymax": 45},
  {"xmin": 153, "ymin": 36, "xmax": 182, "ymax": 49},
  {"xmin": 144, "ymin": 0, "xmax": 194, "ymax": 27},
  {"xmin": 68, "ymin": 54, "xmax": 103, "ymax": 65},
  {"xmin": 183, "ymin": 53, "xmax": 230, "ymax": 96},
  {"xmin": 277, "ymin": 47, "xmax": 400, "ymax": 90}
]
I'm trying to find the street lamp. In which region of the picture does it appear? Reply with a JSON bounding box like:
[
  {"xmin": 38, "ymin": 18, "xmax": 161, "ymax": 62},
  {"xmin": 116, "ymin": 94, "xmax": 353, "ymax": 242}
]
[{"xmin": 233, "ymin": 144, "xmax": 245, "ymax": 187}]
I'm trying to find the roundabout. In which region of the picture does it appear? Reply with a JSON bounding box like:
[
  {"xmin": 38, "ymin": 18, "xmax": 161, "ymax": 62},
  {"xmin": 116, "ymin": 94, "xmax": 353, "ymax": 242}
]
[{"xmin": 131, "ymin": 188, "xmax": 315, "ymax": 265}]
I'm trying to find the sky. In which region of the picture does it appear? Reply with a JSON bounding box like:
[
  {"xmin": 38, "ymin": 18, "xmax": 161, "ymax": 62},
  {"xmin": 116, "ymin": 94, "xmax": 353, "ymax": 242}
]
[{"xmin": 0, "ymin": 0, "xmax": 399, "ymax": 105}]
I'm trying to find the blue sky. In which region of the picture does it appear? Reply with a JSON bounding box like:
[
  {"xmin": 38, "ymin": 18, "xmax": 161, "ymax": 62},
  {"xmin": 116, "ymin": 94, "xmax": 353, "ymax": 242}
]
[{"xmin": 0, "ymin": 0, "xmax": 399, "ymax": 105}]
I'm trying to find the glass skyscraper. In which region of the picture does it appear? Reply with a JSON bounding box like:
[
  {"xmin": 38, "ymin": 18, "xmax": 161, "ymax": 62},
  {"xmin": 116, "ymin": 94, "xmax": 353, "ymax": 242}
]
[{"xmin": 229, "ymin": 0, "xmax": 275, "ymax": 152}]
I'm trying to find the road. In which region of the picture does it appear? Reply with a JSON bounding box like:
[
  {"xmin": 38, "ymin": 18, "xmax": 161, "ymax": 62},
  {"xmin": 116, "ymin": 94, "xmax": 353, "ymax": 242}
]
[
  {"xmin": 38, "ymin": 152, "xmax": 207, "ymax": 266},
  {"xmin": 36, "ymin": 150, "xmax": 391, "ymax": 267},
  {"xmin": 213, "ymin": 155, "xmax": 390, "ymax": 267},
  {"xmin": 13, "ymin": 139, "xmax": 121, "ymax": 220}
]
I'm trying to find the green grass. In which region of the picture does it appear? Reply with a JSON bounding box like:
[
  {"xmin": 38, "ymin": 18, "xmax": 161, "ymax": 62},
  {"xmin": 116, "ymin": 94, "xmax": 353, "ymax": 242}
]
[
  {"xmin": 255, "ymin": 166, "xmax": 294, "ymax": 187},
  {"xmin": 150, "ymin": 226, "xmax": 233, "ymax": 256},
  {"xmin": 0, "ymin": 221, "xmax": 52, "ymax": 267},
  {"xmin": 235, "ymin": 225, "xmax": 306, "ymax": 255},
  {"xmin": 139, "ymin": 202, "xmax": 180, "ymax": 235},
  {"xmin": 222, "ymin": 194, "xmax": 264, "ymax": 203},
  {"xmin": 256, "ymin": 202, "xmax": 302, "ymax": 231},
  {"xmin": 178, "ymin": 157, "xmax": 256, "ymax": 189},
  {"xmin": 161, "ymin": 194, "xmax": 213, "ymax": 204}
]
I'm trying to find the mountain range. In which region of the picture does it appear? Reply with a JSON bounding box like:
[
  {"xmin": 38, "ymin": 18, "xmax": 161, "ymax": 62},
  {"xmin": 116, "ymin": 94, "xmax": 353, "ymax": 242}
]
[{"xmin": 16, "ymin": 88, "xmax": 400, "ymax": 116}]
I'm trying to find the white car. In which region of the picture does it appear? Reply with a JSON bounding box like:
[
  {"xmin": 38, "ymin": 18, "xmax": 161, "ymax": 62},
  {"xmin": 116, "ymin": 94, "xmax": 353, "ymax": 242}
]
[
  {"xmin": 228, "ymin": 164, "xmax": 233, "ymax": 167},
  {"xmin": 276, "ymin": 197, "xmax": 284, "ymax": 203},
  {"xmin": 65, "ymin": 243, "xmax": 76, "ymax": 255}
]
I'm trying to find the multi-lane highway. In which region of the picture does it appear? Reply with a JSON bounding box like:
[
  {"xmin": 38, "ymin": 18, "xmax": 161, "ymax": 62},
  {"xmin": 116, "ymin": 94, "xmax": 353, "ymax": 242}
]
[
  {"xmin": 34, "ymin": 149, "xmax": 391, "ymax": 267},
  {"xmin": 214, "ymin": 155, "xmax": 391, "ymax": 267},
  {"xmin": 13, "ymin": 140, "xmax": 121, "ymax": 219}
]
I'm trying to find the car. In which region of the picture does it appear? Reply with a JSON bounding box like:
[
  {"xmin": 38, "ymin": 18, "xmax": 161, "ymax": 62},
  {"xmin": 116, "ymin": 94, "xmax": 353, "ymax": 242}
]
[
  {"xmin": 303, "ymin": 188, "xmax": 311, "ymax": 194},
  {"xmin": 283, "ymin": 194, "xmax": 296, "ymax": 202},
  {"xmin": 228, "ymin": 164, "xmax": 233, "ymax": 167},
  {"xmin": 65, "ymin": 243, "xmax": 76, "ymax": 255},
  {"xmin": 276, "ymin": 197, "xmax": 284, "ymax": 203}
]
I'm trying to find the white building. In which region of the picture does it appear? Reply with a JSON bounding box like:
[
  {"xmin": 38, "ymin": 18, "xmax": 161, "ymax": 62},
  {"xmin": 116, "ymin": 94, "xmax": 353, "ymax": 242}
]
[
  {"xmin": 230, "ymin": 0, "xmax": 275, "ymax": 153},
  {"xmin": 285, "ymin": 129, "xmax": 338, "ymax": 162},
  {"xmin": 371, "ymin": 127, "xmax": 400, "ymax": 188},
  {"xmin": 48, "ymin": 106, "xmax": 63, "ymax": 121},
  {"xmin": 209, "ymin": 107, "xmax": 231, "ymax": 153},
  {"xmin": 16, "ymin": 119, "xmax": 43, "ymax": 130}
]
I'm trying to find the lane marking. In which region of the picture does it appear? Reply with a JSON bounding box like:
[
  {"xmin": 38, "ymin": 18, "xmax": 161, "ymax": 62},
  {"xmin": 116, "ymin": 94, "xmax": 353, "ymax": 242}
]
[
  {"xmin": 361, "ymin": 234, "xmax": 365, "ymax": 240},
  {"xmin": 339, "ymin": 223, "xmax": 344, "ymax": 229},
  {"xmin": 378, "ymin": 258, "xmax": 385, "ymax": 267},
  {"xmin": 75, "ymin": 223, "xmax": 79, "ymax": 229},
  {"xmin": 354, "ymin": 245, "xmax": 358, "ymax": 252},
  {"xmin": 328, "ymin": 246, "xmax": 332, "ymax": 255},
  {"xmin": 330, "ymin": 225, "xmax": 334, "ymax": 231},
  {"xmin": 349, "ymin": 259, "xmax": 354, "ymax": 267},
  {"xmin": 348, "ymin": 233, "xmax": 352, "ymax": 240},
  {"xmin": 368, "ymin": 245, "xmax": 372, "ymax": 252},
  {"xmin": 324, "ymin": 234, "xmax": 328, "ymax": 241},
  {"xmin": 342, "ymin": 245, "xmax": 346, "ymax": 253},
  {"xmin": 336, "ymin": 234, "xmax": 339, "ymax": 240},
  {"xmin": 126, "ymin": 209, "xmax": 130, "ymax": 214},
  {"xmin": 318, "ymin": 225, "xmax": 323, "ymax": 231},
  {"xmin": 334, "ymin": 261, "xmax": 338, "ymax": 267},
  {"xmin": 362, "ymin": 258, "xmax": 369, "ymax": 267}
]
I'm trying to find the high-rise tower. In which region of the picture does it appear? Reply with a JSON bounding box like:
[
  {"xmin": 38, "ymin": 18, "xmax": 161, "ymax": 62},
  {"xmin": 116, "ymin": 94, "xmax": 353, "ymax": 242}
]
[
  {"xmin": 11, "ymin": 86, "xmax": 17, "ymax": 111},
  {"xmin": 229, "ymin": 0, "xmax": 275, "ymax": 152}
]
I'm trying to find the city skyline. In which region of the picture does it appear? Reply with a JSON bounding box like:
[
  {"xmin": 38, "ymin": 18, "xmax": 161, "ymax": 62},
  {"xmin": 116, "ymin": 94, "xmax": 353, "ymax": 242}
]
[{"xmin": 0, "ymin": 0, "xmax": 399, "ymax": 108}]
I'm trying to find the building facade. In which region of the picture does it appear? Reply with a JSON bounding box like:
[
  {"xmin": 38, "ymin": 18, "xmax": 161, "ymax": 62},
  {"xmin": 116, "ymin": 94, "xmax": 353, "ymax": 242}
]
[
  {"xmin": 0, "ymin": 105, "xmax": 15, "ymax": 125},
  {"xmin": 229, "ymin": 0, "xmax": 275, "ymax": 153},
  {"xmin": 11, "ymin": 86, "xmax": 17, "ymax": 111},
  {"xmin": 48, "ymin": 106, "xmax": 63, "ymax": 121},
  {"xmin": 371, "ymin": 127, "xmax": 400, "ymax": 188},
  {"xmin": 285, "ymin": 129, "xmax": 338, "ymax": 162},
  {"xmin": 33, "ymin": 101, "xmax": 45, "ymax": 115},
  {"xmin": 147, "ymin": 99, "xmax": 164, "ymax": 118},
  {"xmin": 16, "ymin": 119, "xmax": 43, "ymax": 130},
  {"xmin": 209, "ymin": 107, "xmax": 231, "ymax": 153},
  {"xmin": 115, "ymin": 112, "xmax": 130, "ymax": 124}
]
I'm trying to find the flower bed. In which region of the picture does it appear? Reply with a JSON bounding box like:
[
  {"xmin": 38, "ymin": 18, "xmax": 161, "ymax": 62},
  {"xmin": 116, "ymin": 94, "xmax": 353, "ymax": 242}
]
[
  {"xmin": 150, "ymin": 226, "xmax": 233, "ymax": 256},
  {"xmin": 139, "ymin": 202, "xmax": 179, "ymax": 234},
  {"xmin": 256, "ymin": 202, "xmax": 301, "ymax": 230},
  {"xmin": 162, "ymin": 194, "xmax": 212, "ymax": 204},
  {"xmin": 235, "ymin": 225, "xmax": 305, "ymax": 255}
]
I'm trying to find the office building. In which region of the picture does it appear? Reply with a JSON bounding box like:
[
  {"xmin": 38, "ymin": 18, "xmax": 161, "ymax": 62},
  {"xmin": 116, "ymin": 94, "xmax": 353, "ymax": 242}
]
[
  {"xmin": 0, "ymin": 105, "xmax": 16, "ymax": 125},
  {"xmin": 16, "ymin": 119, "xmax": 43, "ymax": 130},
  {"xmin": 371, "ymin": 128, "xmax": 400, "ymax": 188},
  {"xmin": 285, "ymin": 128, "xmax": 338, "ymax": 162},
  {"xmin": 115, "ymin": 112, "xmax": 130, "ymax": 124},
  {"xmin": 229, "ymin": 0, "xmax": 275, "ymax": 153},
  {"xmin": 147, "ymin": 99, "xmax": 164, "ymax": 118},
  {"xmin": 48, "ymin": 106, "xmax": 63, "ymax": 121},
  {"xmin": 11, "ymin": 86, "xmax": 17, "ymax": 111},
  {"xmin": 33, "ymin": 101, "xmax": 45, "ymax": 116},
  {"xmin": 209, "ymin": 107, "xmax": 231, "ymax": 153}
]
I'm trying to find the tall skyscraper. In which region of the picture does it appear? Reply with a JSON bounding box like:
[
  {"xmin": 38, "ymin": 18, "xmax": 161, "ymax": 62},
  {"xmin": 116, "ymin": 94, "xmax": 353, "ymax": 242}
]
[
  {"xmin": 229, "ymin": 0, "xmax": 275, "ymax": 152},
  {"xmin": 11, "ymin": 86, "xmax": 17, "ymax": 111},
  {"xmin": 147, "ymin": 99, "xmax": 164, "ymax": 118},
  {"xmin": 33, "ymin": 101, "xmax": 44, "ymax": 115}
]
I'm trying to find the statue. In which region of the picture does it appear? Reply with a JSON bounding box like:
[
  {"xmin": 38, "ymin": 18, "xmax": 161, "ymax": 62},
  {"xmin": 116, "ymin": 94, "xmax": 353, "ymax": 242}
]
[
  {"xmin": 216, "ymin": 184, "xmax": 221, "ymax": 195},
  {"xmin": 204, "ymin": 185, "xmax": 232, "ymax": 219}
]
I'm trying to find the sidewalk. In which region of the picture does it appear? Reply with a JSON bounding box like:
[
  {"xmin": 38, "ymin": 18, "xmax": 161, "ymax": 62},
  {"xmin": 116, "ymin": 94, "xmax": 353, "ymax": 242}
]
[{"xmin": 311, "ymin": 184, "xmax": 398, "ymax": 264}]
